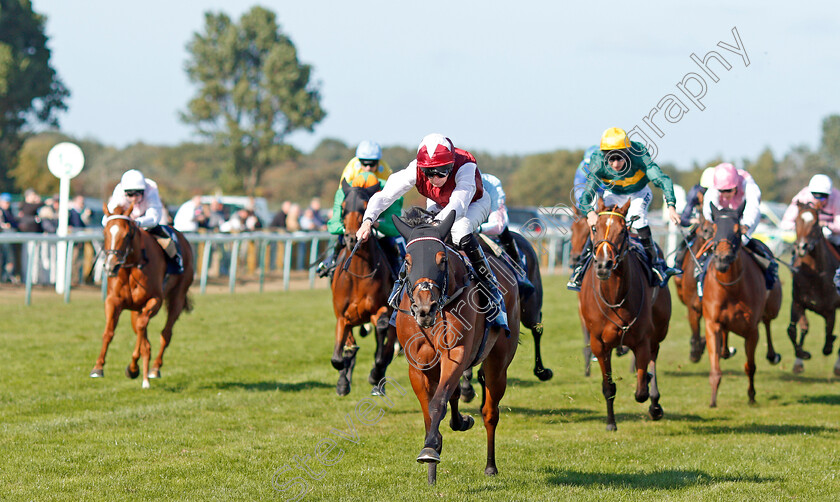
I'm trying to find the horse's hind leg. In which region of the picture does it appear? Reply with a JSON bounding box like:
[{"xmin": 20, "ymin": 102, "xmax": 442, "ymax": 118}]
[
  {"xmin": 480, "ymin": 344, "xmax": 514, "ymax": 476},
  {"xmin": 647, "ymin": 342, "xmax": 663, "ymax": 420},
  {"xmin": 581, "ymin": 319, "xmax": 592, "ymax": 377},
  {"xmin": 788, "ymin": 300, "xmax": 810, "ymax": 367},
  {"xmin": 632, "ymin": 340, "xmax": 652, "ymax": 404},
  {"xmin": 459, "ymin": 367, "xmax": 475, "ymax": 403},
  {"xmin": 448, "ymin": 385, "xmax": 475, "ymax": 432},
  {"xmin": 531, "ymin": 321, "xmax": 552, "ymax": 381},
  {"xmin": 688, "ymin": 306, "xmax": 705, "ymax": 363},
  {"xmin": 369, "ymin": 308, "xmax": 395, "ymax": 390},
  {"xmin": 764, "ymin": 318, "xmax": 781, "ymax": 365},
  {"xmin": 592, "ymin": 339, "xmax": 617, "ymax": 430},
  {"xmin": 91, "ymin": 302, "xmax": 121, "ymax": 377},
  {"xmin": 126, "ymin": 311, "xmax": 142, "ymax": 380}
]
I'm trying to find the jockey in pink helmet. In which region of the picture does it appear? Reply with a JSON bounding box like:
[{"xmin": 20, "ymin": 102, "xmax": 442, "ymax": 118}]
[{"xmin": 700, "ymin": 162, "xmax": 777, "ymax": 291}]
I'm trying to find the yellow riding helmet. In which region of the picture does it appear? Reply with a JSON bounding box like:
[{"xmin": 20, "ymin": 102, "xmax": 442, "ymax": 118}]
[{"xmin": 600, "ymin": 127, "xmax": 630, "ymax": 151}]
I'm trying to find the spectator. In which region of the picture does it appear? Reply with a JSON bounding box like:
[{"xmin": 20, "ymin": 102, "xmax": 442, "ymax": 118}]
[
  {"xmin": 269, "ymin": 201, "xmax": 291, "ymax": 230},
  {"xmin": 1, "ymin": 193, "xmax": 19, "ymax": 283},
  {"xmin": 17, "ymin": 189, "xmax": 43, "ymax": 233},
  {"xmin": 299, "ymin": 208, "xmax": 318, "ymax": 231},
  {"xmin": 207, "ymin": 199, "xmax": 227, "ymax": 231},
  {"xmin": 286, "ymin": 203, "xmax": 301, "ymax": 232},
  {"xmin": 174, "ymin": 195, "xmax": 208, "ymax": 232},
  {"xmin": 221, "ymin": 207, "xmax": 262, "ymax": 232},
  {"xmin": 68, "ymin": 195, "xmax": 89, "ymax": 228},
  {"xmin": 38, "ymin": 198, "xmax": 58, "ymax": 233},
  {"xmin": 308, "ymin": 197, "xmax": 327, "ymax": 228}
]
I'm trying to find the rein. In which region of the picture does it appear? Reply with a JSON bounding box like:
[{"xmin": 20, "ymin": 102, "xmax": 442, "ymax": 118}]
[
  {"xmin": 398, "ymin": 236, "xmax": 469, "ymax": 318},
  {"xmin": 103, "ymin": 215, "xmax": 145, "ymax": 270},
  {"xmin": 593, "ymin": 243, "xmax": 646, "ymax": 342}
]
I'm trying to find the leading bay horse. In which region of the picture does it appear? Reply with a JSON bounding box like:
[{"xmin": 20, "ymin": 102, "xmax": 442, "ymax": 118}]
[
  {"xmin": 702, "ymin": 203, "xmax": 782, "ymax": 407},
  {"xmin": 579, "ymin": 199, "xmax": 671, "ymax": 431},
  {"xmin": 570, "ymin": 206, "xmax": 596, "ymax": 376},
  {"xmin": 393, "ymin": 209, "xmax": 519, "ymax": 484},
  {"xmin": 787, "ymin": 202, "xmax": 840, "ymax": 375},
  {"xmin": 330, "ymin": 179, "xmax": 397, "ymax": 396},
  {"xmin": 91, "ymin": 204, "xmax": 194, "ymax": 388}
]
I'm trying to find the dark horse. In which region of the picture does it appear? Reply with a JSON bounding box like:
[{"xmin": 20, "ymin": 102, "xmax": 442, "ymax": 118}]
[
  {"xmin": 702, "ymin": 203, "xmax": 782, "ymax": 407},
  {"xmin": 570, "ymin": 207, "xmax": 596, "ymax": 376},
  {"xmin": 788, "ymin": 202, "xmax": 840, "ymax": 375},
  {"xmin": 330, "ymin": 179, "xmax": 397, "ymax": 396},
  {"xmin": 91, "ymin": 204, "xmax": 194, "ymax": 388},
  {"xmin": 459, "ymin": 231, "xmax": 551, "ymax": 402},
  {"xmin": 393, "ymin": 210, "xmax": 519, "ymax": 484},
  {"xmin": 579, "ymin": 199, "xmax": 671, "ymax": 430},
  {"xmin": 673, "ymin": 196, "xmax": 715, "ymax": 363}
]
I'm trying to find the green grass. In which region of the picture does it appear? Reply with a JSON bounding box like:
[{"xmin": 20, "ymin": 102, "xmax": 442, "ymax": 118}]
[{"xmin": 1, "ymin": 273, "xmax": 839, "ymax": 501}]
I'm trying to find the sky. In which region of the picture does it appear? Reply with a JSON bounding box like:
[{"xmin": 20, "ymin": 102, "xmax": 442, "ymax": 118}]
[{"xmin": 32, "ymin": 0, "xmax": 840, "ymax": 169}]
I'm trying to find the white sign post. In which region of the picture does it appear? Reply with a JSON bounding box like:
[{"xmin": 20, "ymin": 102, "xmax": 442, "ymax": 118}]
[{"xmin": 47, "ymin": 142, "xmax": 85, "ymax": 295}]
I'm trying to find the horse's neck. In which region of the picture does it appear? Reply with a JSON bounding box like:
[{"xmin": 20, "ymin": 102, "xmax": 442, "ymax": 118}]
[
  {"xmin": 448, "ymin": 249, "xmax": 470, "ymax": 297},
  {"xmin": 817, "ymin": 235, "xmax": 840, "ymax": 266},
  {"xmin": 601, "ymin": 254, "xmax": 636, "ymax": 304},
  {"xmin": 129, "ymin": 227, "xmax": 148, "ymax": 261}
]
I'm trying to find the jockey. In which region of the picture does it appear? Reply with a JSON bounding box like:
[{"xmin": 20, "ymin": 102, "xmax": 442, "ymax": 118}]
[
  {"xmin": 568, "ymin": 127, "xmax": 682, "ymax": 291},
  {"xmin": 356, "ymin": 133, "xmax": 507, "ymax": 326},
  {"xmin": 780, "ymin": 174, "xmax": 840, "ymax": 251},
  {"xmin": 702, "ymin": 162, "xmax": 777, "ymax": 289},
  {"xmin": 674, "ymin": 166, "xmax": 715, "ymax": 267},
  {"xmin": 105, "ymin": 169, "xmax": 183, "ymax": 274},
  {"xmin": 317, "ymin": 141, "xmax": 403, "ymax": 278},
  {"xmin": 478, "ymin": 173, "xmax": 534, "ymax": 296},
  {"xmin": 340, "ymin": 140, "xmax": 392, "ymax": 185}
]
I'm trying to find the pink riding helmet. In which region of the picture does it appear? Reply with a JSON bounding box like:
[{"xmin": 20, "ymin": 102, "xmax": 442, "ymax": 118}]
[{"xmin": 713, "ymin": 162, "xmax": 741, "ymax": 191}]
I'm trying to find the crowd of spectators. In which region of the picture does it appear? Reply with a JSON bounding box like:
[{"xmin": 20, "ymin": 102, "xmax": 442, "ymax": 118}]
[{"xmin": 173, "ymin": 196, "xmax": 328, "ymax": 234}]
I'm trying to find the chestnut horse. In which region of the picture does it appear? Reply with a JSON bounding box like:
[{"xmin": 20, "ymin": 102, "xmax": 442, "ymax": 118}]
[
  {"xmin": 579, "ymin": 199, "xmax": 671, "ymax": 431},
  {"xmin": 702, "ymin": 203, "xmax": 782, "ymax": 407},
  {"xmin": 91, "ymin": 204, "xmax": 194, "ymax": 388},
  {"xmin": 673, "ymin": 202, "xmax": 714, "ymax": 363},
  {"xmin": 570, "ymin": 207, "xmax": 596, "ymax": 376},
  {"xmin": 330, "ymin": 180, "xmax": 397, "ymax": 396},
  {"xmin": 393, "ymin": 209, "xmax": 519, "ymax": 484},
  {"xmin": 787, "ymin": 202, "xmax": 840, "ymax": 375}
]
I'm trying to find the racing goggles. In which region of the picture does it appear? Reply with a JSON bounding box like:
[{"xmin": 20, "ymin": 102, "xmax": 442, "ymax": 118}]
[
  {"xmin": 125, "ymin": 190, "xmax": 145, "ymax": 197},
  {"xmin": 422, "ymin": 163, "xmax": 453, "ymax": 179}
]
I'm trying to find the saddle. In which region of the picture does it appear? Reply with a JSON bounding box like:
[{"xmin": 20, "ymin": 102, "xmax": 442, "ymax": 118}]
[
  {"xmin": 150, "ymin": 225, "xmax": 184, "ymax": 275},
  {"xmin": 628, "ymin": 236, "xmax": 660, "ymax": 288}
]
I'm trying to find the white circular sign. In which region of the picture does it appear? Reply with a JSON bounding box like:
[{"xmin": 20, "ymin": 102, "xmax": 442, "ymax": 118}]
[{"xmin": 47, "ymin": 142, "xmax": 85, "ymax": 179}]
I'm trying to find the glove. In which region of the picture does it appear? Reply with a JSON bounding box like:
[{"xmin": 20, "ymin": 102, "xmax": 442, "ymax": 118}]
[{"xmin": 822, "ymin": 225, "xmax": 832, "ymax": 238}]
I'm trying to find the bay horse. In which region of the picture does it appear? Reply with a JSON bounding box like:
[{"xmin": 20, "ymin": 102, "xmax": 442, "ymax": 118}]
[
  {"xmin": 570, "ymin": 206, "xmax": 596, "ymax": 376},
  {"xmin": 702, "ymin": 203, "xmax": 782, "ymax": 407},
  {"xmin": 579, "ymin": 199, "xmax": 671, "ymax": 431},
  {"xmin": 392, "ymin": 209, "xmax": 519, "ymax": 484},
  {"xmin": 459, "ymin": 230, "xmax": 551, "ymax": 402},
  {"xmin": 91, "ymin": 204, "xmax": 194, "ymax": 389},
  {"xmin": 330, "ymin": 179, "xmax": 397, "ymax": 396},
  {"xmin": 673, "ymin": 199, "xmax": 714, "ymax": 363},
  {"xmin": 787, "ymin": 202, "xmax": 840, "ymax": 375}
]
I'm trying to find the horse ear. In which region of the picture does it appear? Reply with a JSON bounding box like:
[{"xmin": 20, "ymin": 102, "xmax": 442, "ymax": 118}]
[
  {"xmin": 341, "ymin": 178, "xmax": 351, "ymax": 195},
  {"xmin": 392, "ymin": 214, "xmax": 412, "ymax": 239},
  {"xmin": 364, "ymin": 183, "xmax": 381, "ymax": 198},
  {"xmin": 596, "ymin": 198, "xmax": 605, "ymax": 213},
  {"xmin": 436, "ymin": 211, "xmax": 457, "ymax": 240},
  {"xmin": 619, "ymin": 198, "xmax": 631, "ymax": 215},
  {"xmin": 697, "ymin": 191, "xmax": 704, "ymax": 206},
  {"xmin": 126, "ymin": 202, "xmax": 135, "ymax": 216},
  {"xmin": 737, "ymin": 200, "xmax": 747, "ymax": 219},
  {"xmin": 103, "ymin": 202, "xmax": 110, "ymax": 216},
  {"xmin": 710, "ymin": 203, "xmax": 719, "ymax": 222}
]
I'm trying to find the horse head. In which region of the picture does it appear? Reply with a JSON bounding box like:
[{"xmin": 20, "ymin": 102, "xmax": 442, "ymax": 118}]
[
  {"xmin": 393, "ymin": 208, "xmax": 456, "ymax": 329},
  {"xmin": 341, "ymin": 178, "xmax": 381, "ymax": 251},
  {"xmin": 709, "ymin": 201, "xmax": 746, "ymax": 272},
  {"xmin": 794, "ymin": 201, "xmax": 821, "ymax": 258},
  {"xmin": 102, "ymin": 202, "xmax": 137, "ymax": 277},
  {"xmin": 591, "ymin": 198, "xmax": 633, "ymax": 280}
]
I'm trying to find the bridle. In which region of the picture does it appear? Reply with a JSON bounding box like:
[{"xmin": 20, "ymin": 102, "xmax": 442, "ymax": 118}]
[
  {"xmin": 709, "ymin": 215, "xmax": 744, "ymax": 286},
  {"xmin": 592, "ymin": 211, "xmax": 631, "ymax": 271},
  {"xmin": 103, "ymin": 214, "xmax": 142, "ymax": 271},
  {"xmin": 397, "ymin": 236, "xmax": 468, "ymax": 319}
]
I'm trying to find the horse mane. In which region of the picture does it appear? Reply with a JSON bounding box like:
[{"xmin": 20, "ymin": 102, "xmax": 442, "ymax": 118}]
[{"xmin": 403, "ymin": 207, "xmax": 438, "ymax": 227}]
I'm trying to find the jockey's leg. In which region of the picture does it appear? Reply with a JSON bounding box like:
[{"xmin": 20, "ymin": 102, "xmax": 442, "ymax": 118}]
[
  {"xmin": 745, "ymin": 237, "xmax": 778, "ymax": 289},
  {"xmin": 460, "ymin": 233, "xmax": 506, "ymax": 323},
  {"xmin": 638, "ymin": 226, "xmax": 680, "ymax": 287},
  {"xmin": 378, "ymin": 236, "xmax": 403, "ymax": 278},
  {"xmin": 317, "ymin": 235, "xmax": 344, "ymax": 278},
  {"xmin": 498, "ymin": 227, "xmax": 521, "ymax": 265},
  {"xmin": 148, "ymin": 225, "xmax": 183, "ymax": 274},
  {"xmin": 566, "ymin": 235, "xmax": 592, "ymax": 291}
]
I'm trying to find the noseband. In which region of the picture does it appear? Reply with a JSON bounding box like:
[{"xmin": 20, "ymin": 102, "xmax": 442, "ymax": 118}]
[{"xmin": 592, "ymin": 211, "xmax": 629, "ymax": 271}]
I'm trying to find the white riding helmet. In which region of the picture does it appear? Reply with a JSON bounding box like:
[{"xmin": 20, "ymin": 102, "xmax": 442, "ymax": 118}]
[
  {"xmin": 355, "ymin": 140, "xmax": 382, "ymax": 161},
  {"xmin": 808, "ymin": 174, "xmax": 832, "ymax": 195},
  {"xmin": 699, "ymin": 167, "xmax": 716, "ymax": 189},
  {"xmin": 121, "ymin": 169, "xmax": 146, "ymax": 191}
]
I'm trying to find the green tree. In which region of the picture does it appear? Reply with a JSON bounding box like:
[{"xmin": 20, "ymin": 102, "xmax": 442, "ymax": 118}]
[
  {"xmin": 820, "ymin": 114, "xmax": 840, "ymax": 168},
  {"xmin": 182, "ymin": 6, "xmax": 325, "ymax": 195},
  {"xmin": 0, "ymin": 0, "xmax": 69, "ymax": 190},
  {"xmin": 745, "ymin": 148, "xmax": 780, "ymax": 201}
]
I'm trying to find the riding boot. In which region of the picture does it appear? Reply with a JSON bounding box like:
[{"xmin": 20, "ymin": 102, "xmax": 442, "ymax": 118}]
[
  {"xmin": 387, "ymin": 261, "xmax": 408, "ymax": 309},
  {"xmin": 460, "ymin": 234, "xmax": 508, "ymax": 327},
  {"xmin": 745, "ymin": 238, "xmax": 778, "ymax": 290},
  {"xmin": 317, "ymin": 237, "xmax": 344, "ymax": 278},
  {"xmin": 566, "ymin": 236, "xmax": 592, "ymax": 291},
  {"xmin": 638, "ymin": 226, "xmax": 681, "ymax": 287},
  {"xmin": 379, "ymin": 236, "xmax": 403, "ymax": 279},
  {"xmin": 834, "ymin": 266, "xmax": 840, "ymax": 297},
  {"xmin": 498, "ymin": 228, "xmax": 535, "ymax": 298}
]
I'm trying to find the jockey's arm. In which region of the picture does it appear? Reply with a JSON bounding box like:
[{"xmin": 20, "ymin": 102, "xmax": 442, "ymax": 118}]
[
  {"xmin": 358, "ymin": 166, "xmax": 415, "ymax": 242},
  {"xmin": 435, "ymin": 163, "xmax": 477, "ymax": 223},
  {"xmin": 779, "ymin": 197, "xmax": 801, "ymax": 231},
  {"xmin": 640, "ymin": 153, "xmax": 677, "ymax": 209},
  {"xmin": 326, "ymin": 188, "xmax": 345, "ymax": 235},
  {"xmin": 825, "ymin": 193, "xmax": 840, "ymax": 234},
  {"xmin": 741, "ymin": 179, "xmax": 763, "ymax": 236}
]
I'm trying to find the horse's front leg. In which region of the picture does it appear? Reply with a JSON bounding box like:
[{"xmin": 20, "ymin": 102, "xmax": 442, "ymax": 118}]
[
  {"xmin": 822, "ymin": 309, "xmax": 836, "ymax": 356},
  {"xmin": 706, "ymin": 320, "xmax": 724, "ymax": 408},
  {"xmin": 744, "ymin": 326, "xmax": 759, "ymax": 404},
  {"xmin": 420, "ymin": 348, "xmax": 465, "ymax": 463},
  {"xmin": 688, "ymin": 302, "xmax": 705, "ymax": 363},
  {"xmin": 591, "ymin": 336, "xmax": 617, "ymax": 431},
  {"xmin": 369, "ymin": 306, "xmax": 394, "ymax": 389},
  {"xmin": 134, "ymin": 298, "xmax": 160, "ymax": 389},
  {"xmin": 788, "ymin": 299, "xmax": 810, "ymax": 364},
  {"xmin": 632, "ymin": 336, "xmax": 652, "ymax": 403},
  {"xmin": 331, "ymin": 317, "xmax": 350, "ymax": 371},
  {"xmin": 91, "ymin": 300, "xmax": 121, "ymax": 377}
]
